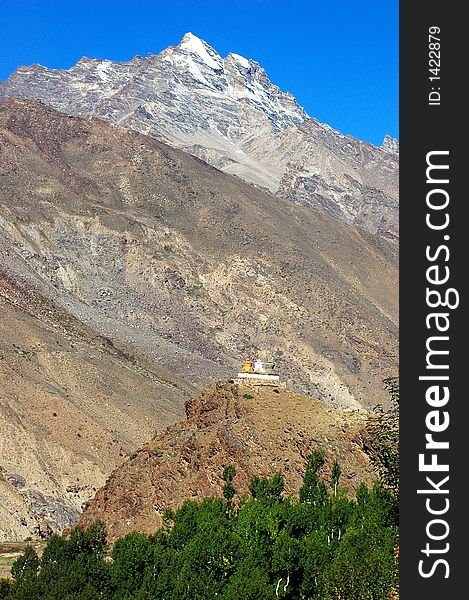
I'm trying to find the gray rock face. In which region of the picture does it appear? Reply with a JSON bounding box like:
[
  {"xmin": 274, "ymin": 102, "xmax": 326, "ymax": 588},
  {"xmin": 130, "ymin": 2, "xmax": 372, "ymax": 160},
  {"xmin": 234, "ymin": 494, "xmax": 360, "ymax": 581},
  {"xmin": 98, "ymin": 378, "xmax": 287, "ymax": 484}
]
[
  {"xmin": 381, "ymin": 134, "xmax": 399, "ymax": 156},
  {"xmin": 0, "ymin": 33, "xmax": 398, "ymax": 238}
]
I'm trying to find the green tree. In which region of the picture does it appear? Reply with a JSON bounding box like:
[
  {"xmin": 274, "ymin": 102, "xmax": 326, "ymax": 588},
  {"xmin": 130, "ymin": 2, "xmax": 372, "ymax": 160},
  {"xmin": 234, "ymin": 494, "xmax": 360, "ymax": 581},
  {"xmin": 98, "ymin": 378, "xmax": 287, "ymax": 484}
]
[
  {"xmin": 330, "ymin": 460, "xmax": 341, "ymax": 496},
  {"xmin": 299, "ymin": 450, "xmax": 327, "ymax": 505},
  {"xmin": 249, "ymin": 473, "xmax": 284, "ymax": 504},
  {"xmin": 11, "ymin": 546, "xmax": 39, "ymax": 582},
  {"xmin": 319, "ymin": 523, "xmax": 397, "ymax": 599},
  {"xmin": 299, "ymin": 530, "xmax": 331, "ymax": 598},
  {"xmin": 39, "ymin": 533, "xmax": 68, "ymax": 567},
  {"xmin": 110, "ymin": 532, "xmax": 156, "ymax": 599},
  {"xmin": 271, "ymin": 529, "xmax": 301, "ymax": 597},
  {"xmin": 221, "ymin": 565, "xmax": 274, "ymax": 600},
  {"xmin": 0, "ymin": 579, "xmax": 12, "ymax": 599},
  {"xmin": 222, "ymin": 465, "xmax": 237, "ymax": 513},
  {"xmin": 67, "ymin": 521, "xmax": 108, "ymax": 559},
  {"xmin": 366, "ymin": 377, "xmax": 399, "ymax": 495}
]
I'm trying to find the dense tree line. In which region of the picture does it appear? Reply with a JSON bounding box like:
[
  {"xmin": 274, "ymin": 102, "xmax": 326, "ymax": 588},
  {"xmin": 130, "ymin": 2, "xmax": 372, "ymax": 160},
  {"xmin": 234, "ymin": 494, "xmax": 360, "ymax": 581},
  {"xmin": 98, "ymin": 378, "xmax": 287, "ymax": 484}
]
[{"xmin": 1, "ymin": 447, "xmax": 398, "ymax": 600}]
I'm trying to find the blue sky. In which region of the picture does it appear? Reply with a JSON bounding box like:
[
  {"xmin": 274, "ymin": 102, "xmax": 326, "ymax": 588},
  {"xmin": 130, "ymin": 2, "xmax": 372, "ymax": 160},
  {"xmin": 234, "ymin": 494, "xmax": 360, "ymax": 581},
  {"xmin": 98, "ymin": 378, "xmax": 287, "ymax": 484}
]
[{"xmin": 0, "ymin": 0, "xmax": 398, "ymax": 146}]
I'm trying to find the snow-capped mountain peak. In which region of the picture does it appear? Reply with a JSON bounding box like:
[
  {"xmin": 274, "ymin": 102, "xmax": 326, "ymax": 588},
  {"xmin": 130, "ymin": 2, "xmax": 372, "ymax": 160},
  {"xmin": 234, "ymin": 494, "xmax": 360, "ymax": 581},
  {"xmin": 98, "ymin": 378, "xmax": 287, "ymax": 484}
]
[
  {"xmin": 177, "ymin": 32, "xmax": 223, "ymax": 71},
  {"xmin": 0, "ymin": 33, "xmax": 398, "ymax": 238}
]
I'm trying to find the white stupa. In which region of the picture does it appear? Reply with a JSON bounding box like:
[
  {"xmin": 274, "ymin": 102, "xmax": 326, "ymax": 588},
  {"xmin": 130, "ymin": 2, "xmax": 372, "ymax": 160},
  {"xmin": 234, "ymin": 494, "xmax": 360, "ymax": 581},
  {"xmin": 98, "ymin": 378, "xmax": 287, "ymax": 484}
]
[{"xmin": 236, "ymin": 358, "xmax": 281, "ymax": 386}]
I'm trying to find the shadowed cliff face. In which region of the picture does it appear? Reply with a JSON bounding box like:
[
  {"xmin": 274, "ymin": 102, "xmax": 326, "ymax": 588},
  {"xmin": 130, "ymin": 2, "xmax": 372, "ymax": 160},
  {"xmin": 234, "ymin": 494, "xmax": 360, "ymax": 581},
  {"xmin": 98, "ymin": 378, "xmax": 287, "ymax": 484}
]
[
  {"xmin": 0, "ymin": 97, "xmax": 397, "ymax": 539},
  {"xmin": 0, "ymin": 33, "xmax": 398, "ymax": 238},
  {"xmin": 79, "ymin": 382, "xmax": 376, "ymax": 542}
]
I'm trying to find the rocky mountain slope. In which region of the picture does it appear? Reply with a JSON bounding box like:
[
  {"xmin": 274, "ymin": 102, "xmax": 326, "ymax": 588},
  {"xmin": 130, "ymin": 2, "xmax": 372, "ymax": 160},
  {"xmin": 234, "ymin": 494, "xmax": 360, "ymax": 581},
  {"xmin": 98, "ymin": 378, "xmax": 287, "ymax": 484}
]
[
  {"xmin": 80, "ymin": 382, "xmax": 376, "ymax": 541},
  {"xmin": 0, "ymin": 269, "xmax": 191, "ymax": 542},
  {"xmin": 0, "ymin": 97, "xmax": 397, "ymax": 540},
  {"xmin": 0, "ymin": 33, "xmax": 399, "ymax": 238},
  {"xmin": 0, "ymin": 97, "xmax": 398, "ymax": 407}
]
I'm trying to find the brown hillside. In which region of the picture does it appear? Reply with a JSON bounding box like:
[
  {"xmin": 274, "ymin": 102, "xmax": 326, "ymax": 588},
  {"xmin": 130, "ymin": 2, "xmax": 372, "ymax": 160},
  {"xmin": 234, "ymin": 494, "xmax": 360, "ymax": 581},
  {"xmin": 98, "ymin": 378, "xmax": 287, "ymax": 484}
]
[
  {"xmin": 0, "ymin": 97, "xmax": 398, "ymax": 408},
  {"xmin": 0, "ymin": 97, "xmax": 397, "ymax": 540},
  {"xmin": 80, "ymin": 383, "xmax": 375, "ymax": 541},
  {"xmin": 0, "ymin": 270, "xmax": 190, "ymax": 541}
]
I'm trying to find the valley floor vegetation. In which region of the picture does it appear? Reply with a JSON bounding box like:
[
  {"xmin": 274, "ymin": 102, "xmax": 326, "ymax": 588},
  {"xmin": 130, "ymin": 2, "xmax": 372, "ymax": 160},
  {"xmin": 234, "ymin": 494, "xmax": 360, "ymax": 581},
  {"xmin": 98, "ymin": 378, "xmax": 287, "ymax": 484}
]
[
  {"xmin": 1, "ymin": 379, "xmax": 399, "ymax": 599},
  {"xmin": 0, "ymin": 450, "xmax": 398, "ymax": 599}
]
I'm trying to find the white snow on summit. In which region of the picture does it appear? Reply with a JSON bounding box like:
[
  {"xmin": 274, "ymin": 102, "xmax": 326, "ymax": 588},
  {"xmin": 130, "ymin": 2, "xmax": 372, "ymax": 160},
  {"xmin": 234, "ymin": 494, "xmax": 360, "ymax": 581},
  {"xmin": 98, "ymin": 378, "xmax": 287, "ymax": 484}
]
[
  {"xmin": 179, "ymin": 32, "xmax": 222, "ymax": 70},
  {"xmin": 96, "ymin": 61, "xmax": 114, "ymax": 82},
  {"xmin": 230, "ymin": 53, "xmax": 250, "ymax": 69}
]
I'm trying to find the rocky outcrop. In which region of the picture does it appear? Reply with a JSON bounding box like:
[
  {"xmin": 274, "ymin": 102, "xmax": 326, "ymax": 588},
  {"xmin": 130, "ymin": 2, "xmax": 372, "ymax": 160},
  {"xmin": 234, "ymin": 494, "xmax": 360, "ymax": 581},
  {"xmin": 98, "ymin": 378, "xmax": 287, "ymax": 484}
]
[
  {"xmin": 80, "ymin": 382, "xmax": 376, "ymax": 541},
  {"xmin": 381, "ymin": 135, "xmax": 399, "ymax": 156}
]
